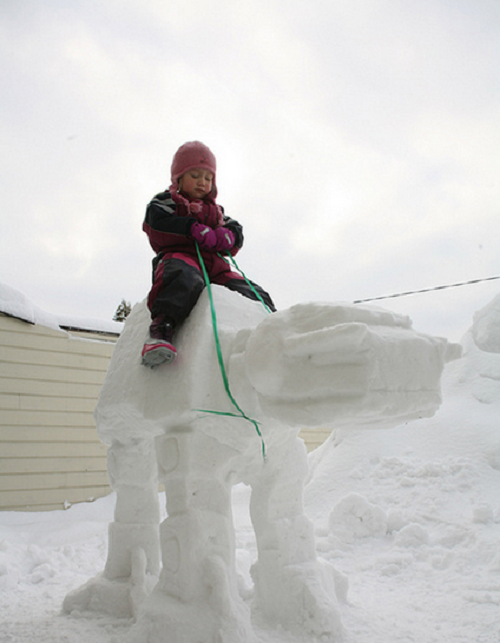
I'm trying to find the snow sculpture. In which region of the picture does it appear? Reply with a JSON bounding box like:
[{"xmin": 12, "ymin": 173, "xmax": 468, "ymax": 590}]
[{"xmin": 63, "ymin": 288, "xmax": 458, "ymax": 642}]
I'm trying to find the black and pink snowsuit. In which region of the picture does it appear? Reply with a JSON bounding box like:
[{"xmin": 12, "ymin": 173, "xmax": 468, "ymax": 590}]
[{"xmin": 143, "ymin": 190, "xmax": 276, "ymax": 327}]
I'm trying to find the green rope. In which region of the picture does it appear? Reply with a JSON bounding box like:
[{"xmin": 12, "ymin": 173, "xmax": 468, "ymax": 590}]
[
  {"xmin": 220, "ymin": 252, "xmax": 272, "ymax": 314},
  {"xmin": 194, "ymin": 243, "xmax": 267, "ymax": 461}
]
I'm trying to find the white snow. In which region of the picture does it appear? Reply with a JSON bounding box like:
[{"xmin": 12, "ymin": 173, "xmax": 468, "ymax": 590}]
[
  {"xmin": 0, "ymin": 281, "xmax": 123, "ymax": 335},
  {"xmin": 1, "ymin": 287, "xmax": 500, "ymax": 642}
]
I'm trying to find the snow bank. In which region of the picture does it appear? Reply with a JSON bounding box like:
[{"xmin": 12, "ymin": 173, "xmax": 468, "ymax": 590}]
[{"xmin": 457, "ymin": 291, "xmax": 500, "ymax": 404}]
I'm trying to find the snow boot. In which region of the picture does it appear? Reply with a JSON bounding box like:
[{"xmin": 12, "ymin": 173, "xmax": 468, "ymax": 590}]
[{"xmin": 141, "ymin": 317, "xmax": 177, "ymax": 367}]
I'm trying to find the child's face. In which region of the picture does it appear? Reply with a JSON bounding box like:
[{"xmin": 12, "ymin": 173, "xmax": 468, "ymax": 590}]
[{"xmin": 179, "ymin": 168, "xmax": 214, "ymax": 199}]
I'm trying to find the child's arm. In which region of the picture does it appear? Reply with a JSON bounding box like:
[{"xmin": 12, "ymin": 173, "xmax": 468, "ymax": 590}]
[
  {"xmin": 144, "ymin": 192, "xmax": 196, "ymax": 235},
  {"xmin": 143, "ymin": 192, "xmax": 199, "ymax": 254}
]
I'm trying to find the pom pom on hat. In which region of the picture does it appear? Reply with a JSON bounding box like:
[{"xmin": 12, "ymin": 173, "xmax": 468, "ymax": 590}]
[{"xmin": 170, "ymin": 141, "xmax": 217, "ymax": 198}]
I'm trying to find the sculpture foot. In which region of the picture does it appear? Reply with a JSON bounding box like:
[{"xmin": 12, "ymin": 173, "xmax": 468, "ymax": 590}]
[
  {"xmin": 119, "ymin": 589, "xmax": 257, "ymax": 643},
  {"xmin": 252, "ymin": 558, "xmax": 344, "ymax": 639},
  {"xmin": 63, "ymin": 549, "xmax": 158, "ymax": 619}
]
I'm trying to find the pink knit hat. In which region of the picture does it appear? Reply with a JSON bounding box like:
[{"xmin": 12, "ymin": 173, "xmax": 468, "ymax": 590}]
[{"xmin": 170, "ymin": 141, "xmax": 217, "ymax": 198}]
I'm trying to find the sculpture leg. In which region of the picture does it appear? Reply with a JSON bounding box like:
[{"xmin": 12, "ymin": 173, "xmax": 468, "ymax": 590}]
[
  {"xmin": 63, "ymin": 435, "xmax": 160, "ymax": 618},
  {"xmin": 122, "ymin": 428, "xmax": 256, "ymax": 643},
  {"xmin": 249, "ymin": 431, "xmax": 343, "ymax": 639}
]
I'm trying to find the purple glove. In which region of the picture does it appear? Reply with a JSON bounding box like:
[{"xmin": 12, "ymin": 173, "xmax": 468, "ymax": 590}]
[
  {"xmin": 191, "ymin": 222, "xmax": 217, "ymax": 250},
  {"xmin": 214, "ymin": 227, "xmax": 235, "ymax": 252}
]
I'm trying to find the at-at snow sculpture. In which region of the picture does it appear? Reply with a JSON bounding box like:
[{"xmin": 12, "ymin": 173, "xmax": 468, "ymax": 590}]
[{"xmin": 64, "ymin": 288, "xmax": 458, "ymax": 642}]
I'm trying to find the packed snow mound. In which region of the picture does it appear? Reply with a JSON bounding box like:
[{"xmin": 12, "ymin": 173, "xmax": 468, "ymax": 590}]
[
  {"xmin": 329, "ymin": 493, "xmax": 388, "ymax": 542},
  {"xmin": 471, "ymin": 292, "xmax": 500, "ymax": 353},
  {"xmin": 452, "ymin": 291, "xmax": 500, "ymax": 404}
]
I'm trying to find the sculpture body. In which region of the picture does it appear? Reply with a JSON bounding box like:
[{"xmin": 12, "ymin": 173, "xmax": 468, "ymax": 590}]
[{"xmin": 64, "ymin": 288, "xmax": 457, "ymax": 641}]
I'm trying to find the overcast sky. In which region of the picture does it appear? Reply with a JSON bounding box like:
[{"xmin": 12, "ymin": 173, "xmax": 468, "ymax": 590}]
[{"xmin": 1, "ymin": 0, "xmax": 499, "ymax": 341}]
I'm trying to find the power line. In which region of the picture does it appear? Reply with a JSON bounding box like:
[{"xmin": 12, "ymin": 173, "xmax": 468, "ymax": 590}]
[{"xmin": 353, "ymin": 275, "xmax": 500, "ymax": 305}]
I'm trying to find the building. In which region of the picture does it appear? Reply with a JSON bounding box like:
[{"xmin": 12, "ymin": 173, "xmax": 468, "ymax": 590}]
[{"xmin": 0, "ymin": 284, "xmax": 120, "ymax": 511}]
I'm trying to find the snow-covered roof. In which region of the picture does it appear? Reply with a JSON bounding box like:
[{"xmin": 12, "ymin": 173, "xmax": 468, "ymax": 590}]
[{"xmin": 0, "ymin": 281, "xmax": 122, "ymax": 336}]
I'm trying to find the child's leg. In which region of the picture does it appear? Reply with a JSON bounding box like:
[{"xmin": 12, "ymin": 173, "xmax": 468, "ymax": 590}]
[
  {"xmin": 223, "ymin": 277, "xmax": 276, "ymax": 312},
  {"xmin": 143, "ymin": 256, "xmax": 205, "ymax": 367},
  {"xmin": 148, "ymin": 256, "xmax": 206, "ymax": 327},
  {"xmin": 208, "ymin": 254, "xmax": 276, "ymax": 312}
]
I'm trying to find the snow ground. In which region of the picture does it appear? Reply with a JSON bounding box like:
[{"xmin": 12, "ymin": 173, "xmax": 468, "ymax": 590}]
[
  {"xmin": 2, "ymin": 389, "xmax": 499, "ymax": 642},
  {"xmin": 2, "ymin": 294, "xmax": 500, "ymax": 642}
]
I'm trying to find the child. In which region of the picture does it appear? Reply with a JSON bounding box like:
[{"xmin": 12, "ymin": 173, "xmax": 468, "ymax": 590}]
[{"xmin": 142, "ymin": 141, "xmax": 276, "ymax": 367}]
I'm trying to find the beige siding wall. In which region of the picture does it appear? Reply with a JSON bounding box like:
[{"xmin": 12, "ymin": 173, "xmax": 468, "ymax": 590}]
[
  {"xmin": 0, "ymin": 314, "xmax": 116, "ymax": 511},
  {"xmin": 299, "ymin": 427, "xmax": 332, "ymax": 453}
]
